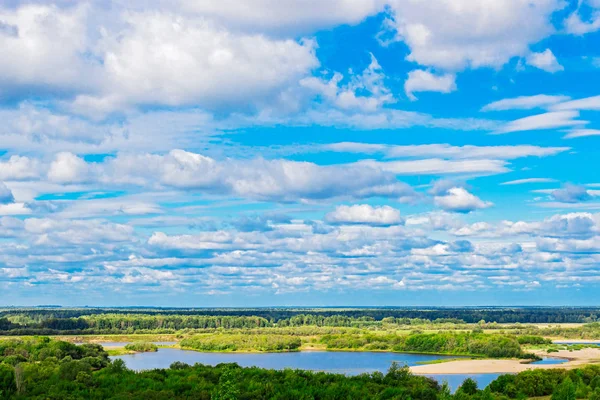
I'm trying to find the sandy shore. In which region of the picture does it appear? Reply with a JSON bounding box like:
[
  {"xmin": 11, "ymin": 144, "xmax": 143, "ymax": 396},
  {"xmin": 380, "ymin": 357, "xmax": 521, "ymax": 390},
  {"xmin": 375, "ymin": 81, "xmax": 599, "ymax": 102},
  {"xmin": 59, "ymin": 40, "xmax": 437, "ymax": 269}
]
[
  {"xmin": 552, "ymin": 339, "xmax": 600, "ymax": 344},
  {"xmin": 411, "ymin": 348, "xmax": 600, "ymax": 375}
]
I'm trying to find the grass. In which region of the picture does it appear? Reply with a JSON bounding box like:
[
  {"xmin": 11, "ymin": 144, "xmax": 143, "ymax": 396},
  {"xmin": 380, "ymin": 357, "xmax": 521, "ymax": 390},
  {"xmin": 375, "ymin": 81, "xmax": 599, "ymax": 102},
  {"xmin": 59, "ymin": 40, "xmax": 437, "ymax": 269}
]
[{"xmin": 414, "ymin": 357, "xmax": 474, "ymax": 365}]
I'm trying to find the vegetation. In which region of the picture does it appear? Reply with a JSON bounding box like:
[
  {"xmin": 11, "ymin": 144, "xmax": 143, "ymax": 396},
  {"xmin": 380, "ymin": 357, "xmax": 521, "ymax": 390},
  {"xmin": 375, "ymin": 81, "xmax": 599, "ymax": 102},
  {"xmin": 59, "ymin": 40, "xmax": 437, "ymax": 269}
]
[
  {"xmin": 124, "ymin": 342, "xmax": 158, "ymax": 353},
  {"xmin": 320, "ymin": 331, "xmax": 541, "ymax": 359},
  {"xmin": 180, "ymin": 334, "xmax": 302, "ymax": 352},
  {"xmin": 3, "ymin": 307, "xmax": 600, "ymax": 336},
  {"xmin": 1, "ymin": 338, "xmax": 600, "ymax": 399}
]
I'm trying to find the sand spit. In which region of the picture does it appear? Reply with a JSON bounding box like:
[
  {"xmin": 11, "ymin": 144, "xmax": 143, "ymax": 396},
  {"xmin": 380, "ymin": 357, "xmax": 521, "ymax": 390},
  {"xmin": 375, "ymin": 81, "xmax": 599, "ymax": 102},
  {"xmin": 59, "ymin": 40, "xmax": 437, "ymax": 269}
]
[{"xmin": 411, "ymin": 348, "xmax": 600, "ymax": 375}]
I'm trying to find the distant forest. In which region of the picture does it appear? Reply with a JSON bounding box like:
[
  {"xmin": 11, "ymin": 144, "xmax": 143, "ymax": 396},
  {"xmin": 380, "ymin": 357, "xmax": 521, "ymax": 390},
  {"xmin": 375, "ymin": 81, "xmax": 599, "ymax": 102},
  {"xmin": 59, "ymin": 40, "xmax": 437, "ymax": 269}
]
[{"xmin": 0, "ymin": 307, "xmax": 599, "ymax": 335}]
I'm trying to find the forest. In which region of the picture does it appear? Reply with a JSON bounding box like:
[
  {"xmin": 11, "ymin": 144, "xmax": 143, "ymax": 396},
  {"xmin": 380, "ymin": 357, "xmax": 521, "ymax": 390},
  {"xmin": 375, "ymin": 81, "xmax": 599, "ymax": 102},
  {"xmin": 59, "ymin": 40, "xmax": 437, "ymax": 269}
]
[
  {"xmin": 0, "ymin": 337, "xmax": 599, "ymax": 399},
  {"xmin": 2, "ymin": 307, "xmax": 600, "ymax": 335},
  {"xmin": 2, "ymin": 306, "xmax": 600, "ymax": 331}
]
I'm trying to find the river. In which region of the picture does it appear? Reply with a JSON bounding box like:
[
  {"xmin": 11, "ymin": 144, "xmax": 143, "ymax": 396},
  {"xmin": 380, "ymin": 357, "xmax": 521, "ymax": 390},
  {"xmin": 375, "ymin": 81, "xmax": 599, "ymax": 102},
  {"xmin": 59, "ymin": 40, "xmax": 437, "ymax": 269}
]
[{"xmin": 110, "ymin": 347, "xmax": 502, "ymax": 392}]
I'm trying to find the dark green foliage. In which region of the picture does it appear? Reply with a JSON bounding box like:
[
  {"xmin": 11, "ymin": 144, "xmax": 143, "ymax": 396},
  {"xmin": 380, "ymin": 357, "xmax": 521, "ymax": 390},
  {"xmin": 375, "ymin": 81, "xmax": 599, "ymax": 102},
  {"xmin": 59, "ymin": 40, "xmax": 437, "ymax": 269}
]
[
  {"xmin": 516, "ymin": 335, "xmax": 552, "ymax": 345},
  {"xmin": 0, "ymin": 364, "xmax": 16, "ymax": 398},
  {"xmin": 124, "ymin": 342, "xmax": 158, "ymax": 352},
  {"xmin": 552, "ymin": 377, "xmax": 576, "ymax": 400},
  {"xmin": 2, "ymin": 307, "xmax": 600, "ymax": 335},
  {"xmin": 0, "ymin": 338, "xmax": 445, "ymax": 399},
  {"xmin": 321, "ymin": 332, "xmax": 528, "ymax": 358},
  {"xmin": 457, "ymin": 378, "xmax": 478, "ymax": 395},
  {"xmin": 3, "ymin": 337, "xmax": 600, "ymax": 399}
]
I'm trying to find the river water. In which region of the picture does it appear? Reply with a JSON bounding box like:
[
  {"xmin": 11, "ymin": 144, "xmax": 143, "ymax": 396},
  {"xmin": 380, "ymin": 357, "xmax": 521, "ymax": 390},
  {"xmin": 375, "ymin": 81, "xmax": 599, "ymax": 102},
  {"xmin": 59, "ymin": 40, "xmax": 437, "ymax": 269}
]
[{"xmin": 110, "ymin": 347, "xmax": 502, "ymax": 391}]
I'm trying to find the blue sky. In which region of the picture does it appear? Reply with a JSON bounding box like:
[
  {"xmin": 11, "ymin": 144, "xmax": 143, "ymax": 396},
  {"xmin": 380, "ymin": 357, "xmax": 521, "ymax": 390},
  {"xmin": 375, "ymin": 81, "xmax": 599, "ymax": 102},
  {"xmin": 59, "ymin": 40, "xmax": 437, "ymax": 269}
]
[{"xmin": 1, "ymin": 0, "xmax": 600, "ymax": 306}]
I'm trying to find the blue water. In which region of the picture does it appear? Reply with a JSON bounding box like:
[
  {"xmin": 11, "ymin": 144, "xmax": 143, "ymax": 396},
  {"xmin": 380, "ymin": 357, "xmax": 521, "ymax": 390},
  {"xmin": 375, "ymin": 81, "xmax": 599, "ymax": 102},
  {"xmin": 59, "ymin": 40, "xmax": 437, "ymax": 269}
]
[
  {"xmin": 531, "ymin": 357, "xmax": 568, "ymax": 365},
  {"xmin": 424, "ymin": 374, "xmax": 500, "ymax": 392},
  {"xmin": 111, "ymin": 348, "xmax": 499, "ymax": 391},
  {"xmin": 553, "ymin": 341, "xmax": 600, "ymax": 346}
]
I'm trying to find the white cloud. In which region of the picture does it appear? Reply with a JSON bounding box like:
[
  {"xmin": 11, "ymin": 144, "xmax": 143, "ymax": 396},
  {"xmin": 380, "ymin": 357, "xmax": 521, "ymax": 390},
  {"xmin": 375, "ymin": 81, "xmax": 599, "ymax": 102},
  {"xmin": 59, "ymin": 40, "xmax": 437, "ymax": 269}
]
[
  {"xmin": 526, "ymin": 49, "xmax": 564, "ymax": 72},
  {"xmin": 383, "ymin": 144, "xmax": 568, "ymax": 160},
  {"xmin": 178, "ymin": 0, "xmax": 385, "ymax": 36},
  {"xmin": 325, "ymin": 142, "xmax": 387, "ymax": 154},
  {"xmin": 47, "ymin": 152, "xmax": 91, "ymax": 184},
  {"xmin": 324, "ymin": 142, "xmax": 569, "ymax": 161},
  {"xmin": 0, "ymin": 3, "xmax": 323, "ymax": 118},
  {"xmin": 0, "ymin": 155, "xmax": 40, "ymax": 181},
  {"xmin": 501, "ymin": 178, "xmax": 557, "ymax": 185},
  {"xmin": 404, "ymin": 70, "xmax": 456, "ymax": 101},
  {"xmin": 363, "ymin": 158, "xmax": 510, "ymax": 176},
  {"xmin": 24, "ymin": 218, "xmax": 134, "ymax": 245},
  {"xmin": 434, "ymin": 187, "xmax": 493, "ymax": 213},
  {"xmin": 551, "ymin": 95, "xmax": 600, "ymax": 111},
  {"xmin": 0, "ymin": 203, "xmax": 31, "ymax": 216},
  {"xmin": 481, "ymin": 94, "xmax": 570, "ymax": 111},
  {"xmin": 72, "ymin": 12, "xmax": 319, "ymax": 116},
  {"xmin": 496, "ymin": 111, "xmax": 587, "ymax": 134},
  {"xmin": 325, "ymin": 204, "xmax": 403, "ymax": 225},
  {"xmin": 384, "ymin": 0, "xmax": 562, "ymax": 70},
  {"xmin": 563, "ymin": 129, "xmax": 600, "ymax": 139},
  {"xmin": 564, "ymin": 1, "xmax": 600, "ymax": 35},
  {"xmin": 300, "ymin": 54, "xmax": 394, "ymax": 112},
  {"xmin": 551, "ymin": 184, "xmax": 594, "ymax": 203},
  {"xmin": 93, "ymin": 150, "xmax": 419, "ymax": 202},
  {"xmin": 0, "ymin": 4, "xmax": 97, "ymax": 93}
]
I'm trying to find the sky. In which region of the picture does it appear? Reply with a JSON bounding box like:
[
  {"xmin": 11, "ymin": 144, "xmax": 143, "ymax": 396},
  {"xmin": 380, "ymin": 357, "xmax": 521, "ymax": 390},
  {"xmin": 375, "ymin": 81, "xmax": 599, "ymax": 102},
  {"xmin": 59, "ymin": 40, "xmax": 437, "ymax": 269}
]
[{"xmin": 1, "ymin": 0, "xmax": 600, "ymax": 307}]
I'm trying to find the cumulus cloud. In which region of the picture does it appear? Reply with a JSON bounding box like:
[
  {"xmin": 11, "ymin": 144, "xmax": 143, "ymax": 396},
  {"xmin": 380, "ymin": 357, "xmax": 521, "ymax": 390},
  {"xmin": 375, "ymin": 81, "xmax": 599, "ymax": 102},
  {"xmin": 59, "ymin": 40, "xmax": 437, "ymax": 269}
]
[
  {"xmin": 551, "ymin": 184, "xmax": 594, "ymax": 203},
  {"xmin": 61, "ymin": 150, "xmax": 418, "ymax": 203},
  {"xmin": 404, "ymin": 70, "xmax": 456, "ymax": 101},
  {"xmin": 0, "ymin": 155, "xmax": 40, "ymax": 181},
  {"xmin": 383, "ymin": 0, "xmax": 562, "ymax": 70},
  {"xmin": 47, "ymin": 152, "xmax": 91, "ymax": 184},
  {"xmin": 325, "ymin": 204, "xmax": 403, "ymax": 225},
  {"xmin": 72, "ymin": 12, "xmax": 319, "ymax": 116},
  {"xmin": 0, "ymin": 4, "xmax": 97, "ymax": 94},
  {"xmin": 526, "ymin": 49, "xmax": 564, "ymax": 72},
  {"xmin": 433, "ymin": 187, "xmax": 493, "ymax": 213},
  {"xmin": 1, "ymin": 0, "xmax": 599, "ymax": 301}
]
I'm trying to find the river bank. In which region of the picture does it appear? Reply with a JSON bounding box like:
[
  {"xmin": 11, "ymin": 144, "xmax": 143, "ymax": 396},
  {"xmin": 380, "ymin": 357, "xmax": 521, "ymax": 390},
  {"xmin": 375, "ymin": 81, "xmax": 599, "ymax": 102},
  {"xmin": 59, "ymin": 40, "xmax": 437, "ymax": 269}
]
[{"xmin": 411, "ymin": 347, "xmax": 600, "ymax": 374}]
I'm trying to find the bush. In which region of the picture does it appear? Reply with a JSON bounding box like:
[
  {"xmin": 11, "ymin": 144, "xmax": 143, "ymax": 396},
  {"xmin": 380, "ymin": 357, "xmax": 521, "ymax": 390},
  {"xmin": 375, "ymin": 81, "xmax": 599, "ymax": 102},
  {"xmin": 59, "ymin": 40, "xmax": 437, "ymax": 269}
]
[{"xmin": 124, "ymin": 342, "xmax": 158, "ymax": 353}]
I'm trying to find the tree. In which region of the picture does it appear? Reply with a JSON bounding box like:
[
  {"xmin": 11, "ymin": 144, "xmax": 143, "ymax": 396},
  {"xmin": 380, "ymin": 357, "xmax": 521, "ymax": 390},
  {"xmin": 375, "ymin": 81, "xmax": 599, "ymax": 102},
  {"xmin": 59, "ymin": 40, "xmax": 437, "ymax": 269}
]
[
  {"xmin": 212, "ymin": 367, "xmax": 241, "ymax": 400},
  {"xmin": 552, "ymin": 378, "xmax": 576, "ymax": 400},
  {"xmin": 0, "ymin": 364, "xmax": 15, "ymax": 397},
  {"xmin": 458, "ymin": 377, "xmax": 478, "ymax": 395}
]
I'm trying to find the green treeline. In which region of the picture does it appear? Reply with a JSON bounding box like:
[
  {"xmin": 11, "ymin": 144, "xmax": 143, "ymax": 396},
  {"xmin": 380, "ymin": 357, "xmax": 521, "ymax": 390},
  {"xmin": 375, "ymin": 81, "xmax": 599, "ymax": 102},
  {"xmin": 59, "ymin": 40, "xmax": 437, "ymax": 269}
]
[
  {"xmin": 1, "ymin": 338, "xmax": 600, "ymax": 399},
  {"xmin": 538, "ymin": 322, "xmax": 600, "ymax": 339},
  {"xmin": 0, "ymin": 313, "xmax": 470, "ymax": 335},
  {"xmin": 3, "ymin": 306, "xmax": 600, "ymax": 326},
  {"xmin": 178, "ymin": 331, "xmax": 543, "ymax": 358},
  {"xmin": 320, "ymin": 332, "xmax": 538, "ymax": 359},
  {"xmin": 180, "ymin": 334, "xmax": 302, "ymax": 352}
]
